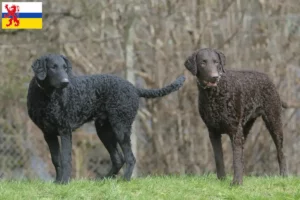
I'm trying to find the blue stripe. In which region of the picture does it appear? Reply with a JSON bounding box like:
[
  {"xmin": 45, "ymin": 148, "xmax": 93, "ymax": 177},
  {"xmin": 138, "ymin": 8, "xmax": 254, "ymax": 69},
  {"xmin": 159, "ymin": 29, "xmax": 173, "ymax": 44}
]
[{"xmin": 2, "ymin": 13, "xmax": 42, "ymax": 18}]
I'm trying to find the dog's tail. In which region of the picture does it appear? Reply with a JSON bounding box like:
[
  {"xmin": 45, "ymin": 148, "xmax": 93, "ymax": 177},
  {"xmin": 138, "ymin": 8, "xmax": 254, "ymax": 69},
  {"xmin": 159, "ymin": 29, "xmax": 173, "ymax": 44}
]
[{"xmin": 137, "ymin": 75, "xmax": 185, "ymax": 98}]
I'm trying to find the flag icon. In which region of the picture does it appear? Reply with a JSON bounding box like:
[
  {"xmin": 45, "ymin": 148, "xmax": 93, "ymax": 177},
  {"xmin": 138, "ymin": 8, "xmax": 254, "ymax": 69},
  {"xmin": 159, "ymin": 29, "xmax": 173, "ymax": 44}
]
[{"xmin": 2, "ymin": 2, "xmax": 42, "ymax": 29}]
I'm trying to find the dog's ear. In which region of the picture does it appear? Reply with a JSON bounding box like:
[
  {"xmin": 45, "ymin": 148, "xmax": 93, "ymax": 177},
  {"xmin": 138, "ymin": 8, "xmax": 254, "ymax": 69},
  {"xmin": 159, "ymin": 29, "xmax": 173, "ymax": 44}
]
[
  {"xmin": 184, "ymin": 52, "xmax": 197, "ymax": 76},
  {"xmin": 214, "ymin": 49, "xmax": 226, "ymax": 73},
  {"xmin": 60, "ymin": 55, "xmax": 72, "ymax": 73},
  {"xmin": 32, "ymin": 57, "xmax": 47, "ymax": 80}
]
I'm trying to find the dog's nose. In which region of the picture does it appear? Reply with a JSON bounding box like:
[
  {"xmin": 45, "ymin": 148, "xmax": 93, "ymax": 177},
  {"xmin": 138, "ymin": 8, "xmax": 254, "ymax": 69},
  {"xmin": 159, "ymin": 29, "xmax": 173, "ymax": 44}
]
[
  {"xmin": 60, "ymin": 78, "xmax": 69, "ymax": 88},
  {"xmin": 210, "ymin": 76, "xmax": 219, "ymax": 83}
]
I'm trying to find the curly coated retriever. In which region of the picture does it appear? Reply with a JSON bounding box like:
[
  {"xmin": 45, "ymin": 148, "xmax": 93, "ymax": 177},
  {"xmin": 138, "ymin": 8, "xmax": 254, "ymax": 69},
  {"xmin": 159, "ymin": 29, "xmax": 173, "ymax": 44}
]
[
  {"xmin": 184, "ymin": 48, "xmax": 287, "ymax": 185},
  {"xmin": 27, "ymin": 54, "xmax": 185, "ymax": 184}
]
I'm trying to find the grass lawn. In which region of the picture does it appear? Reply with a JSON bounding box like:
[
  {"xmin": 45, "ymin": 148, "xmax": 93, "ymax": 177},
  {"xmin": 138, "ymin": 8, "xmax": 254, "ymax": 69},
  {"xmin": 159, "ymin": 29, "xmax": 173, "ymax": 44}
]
[{"xmin": 0, "ymin": 174, "xmax": 299, "ymax": 200}]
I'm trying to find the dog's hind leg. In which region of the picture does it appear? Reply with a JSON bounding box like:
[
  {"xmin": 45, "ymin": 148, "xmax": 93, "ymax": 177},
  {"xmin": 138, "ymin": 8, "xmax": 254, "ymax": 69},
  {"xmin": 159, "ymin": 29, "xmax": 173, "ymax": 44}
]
[
  {"xmin": 95, "ymin": 119, "xmax": 125, "ymax": 178},
  {"xmin": 106, "ymin": 100, "xmax": 138, "ymax": 181},
  {"xmin": 115, "ymin": 131, "xmax": 135, "ymax": 181},
  {"xmin": 262, "ymin": 108, "xmax": 287, "ymax": 177},
  {"xmin": 109, "ymin": 121, "xmax": 136, "ymax": 181}
]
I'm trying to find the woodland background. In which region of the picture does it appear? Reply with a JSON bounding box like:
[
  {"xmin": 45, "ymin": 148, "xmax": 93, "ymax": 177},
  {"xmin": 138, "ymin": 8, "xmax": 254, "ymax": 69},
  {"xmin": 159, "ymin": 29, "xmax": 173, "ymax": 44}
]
[{"xmin": 0, "ymin": 0, "xmax": 300, "ymax": 180}]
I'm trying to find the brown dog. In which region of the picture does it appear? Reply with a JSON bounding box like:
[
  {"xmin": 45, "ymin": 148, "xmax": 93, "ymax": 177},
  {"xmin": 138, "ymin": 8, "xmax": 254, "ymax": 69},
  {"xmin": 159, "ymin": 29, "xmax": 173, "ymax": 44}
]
[{"xmin": 184, "ymin": 48, "xmax": 287, "ymax": 185}]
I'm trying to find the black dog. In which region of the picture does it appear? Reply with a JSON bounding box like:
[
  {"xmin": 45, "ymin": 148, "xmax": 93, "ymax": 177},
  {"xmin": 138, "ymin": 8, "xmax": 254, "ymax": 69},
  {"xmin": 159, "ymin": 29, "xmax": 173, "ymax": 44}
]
[
  {"xmin": 27, "ymin": 54, "xmax": 185, "ymax": 184},
  {"xmin": 184, "ymin": 48, "xmax": 287, "ymax": 185}
]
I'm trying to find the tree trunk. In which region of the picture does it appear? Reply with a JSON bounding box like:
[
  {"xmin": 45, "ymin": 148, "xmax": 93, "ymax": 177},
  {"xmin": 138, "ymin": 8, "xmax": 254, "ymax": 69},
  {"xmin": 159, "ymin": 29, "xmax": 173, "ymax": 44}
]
[{"xmin": 125, "ymin": 16, "xmax": 138, "ymax": 177}]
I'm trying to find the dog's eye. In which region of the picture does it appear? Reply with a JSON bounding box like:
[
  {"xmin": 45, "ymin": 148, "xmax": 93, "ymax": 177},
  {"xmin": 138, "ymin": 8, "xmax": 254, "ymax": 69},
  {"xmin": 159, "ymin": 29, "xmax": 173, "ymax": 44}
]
[
  {"xmin": 201, "ymin": 61, "xmax": 206, "ymax": 65},
  {"xmin": 50, "ymin": 64, "xmax": 57, "ymax": 69},
  {"xmin": 213, "ymin": 60, "xmax": 219, "ymax": 64},
  {"xmin": 63, "ymin": 65, "xmax": 68, "ymax": 70}
]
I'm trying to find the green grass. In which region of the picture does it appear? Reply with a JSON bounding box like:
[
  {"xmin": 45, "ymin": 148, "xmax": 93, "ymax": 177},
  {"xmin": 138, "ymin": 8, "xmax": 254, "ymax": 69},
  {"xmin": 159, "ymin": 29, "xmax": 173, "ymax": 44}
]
[{"xmin": 0, "ymin": 174, "xmax": 299, "ymax": 200}]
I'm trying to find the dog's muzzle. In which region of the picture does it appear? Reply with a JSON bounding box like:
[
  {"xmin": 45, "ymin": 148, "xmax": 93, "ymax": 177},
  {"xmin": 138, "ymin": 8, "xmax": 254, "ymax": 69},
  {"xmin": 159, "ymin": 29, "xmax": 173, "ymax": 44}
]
[
  {"xmin": 59, "ymin": 78, "xmax": 69, "ymax": 88},
  {"xmin": 197, "ymin": 73, "xmax": 222, "ymax": 89}
]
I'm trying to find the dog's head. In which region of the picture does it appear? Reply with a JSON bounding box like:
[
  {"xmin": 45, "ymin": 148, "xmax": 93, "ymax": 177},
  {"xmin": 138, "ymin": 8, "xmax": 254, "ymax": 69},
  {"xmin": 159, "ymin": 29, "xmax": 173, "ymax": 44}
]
[
  {"xmin": 32, "ymin": 54, "xmax": 72, "ymax": 89},
  {"xmin": 184, "ymin": 48, "xmax": 225, "ymax": 88}
]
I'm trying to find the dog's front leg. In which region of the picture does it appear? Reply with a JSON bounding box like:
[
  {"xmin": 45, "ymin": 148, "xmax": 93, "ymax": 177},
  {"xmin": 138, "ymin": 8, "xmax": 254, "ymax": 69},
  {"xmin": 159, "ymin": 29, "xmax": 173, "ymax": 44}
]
[
  {"xmin": 59, "ymin": 129, "xmax": 72, "ymax": 184},
  {"xmin": 44, "ymin": 134, "xmax": 62, "ymax": 183},
  {"xmin": 209, "ymin": 131, "xmax": 226, "ymax": 180},
  {"xmin": 230, "ymin": 125, "xmax": 244, "ymax": 186}
]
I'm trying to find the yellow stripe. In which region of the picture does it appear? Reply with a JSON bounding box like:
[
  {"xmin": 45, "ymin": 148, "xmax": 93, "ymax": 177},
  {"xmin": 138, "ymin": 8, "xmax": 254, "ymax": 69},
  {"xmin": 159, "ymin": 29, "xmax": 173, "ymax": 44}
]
[{"xmin": 2, "ymin": 18, "xmax": 42, "ymax": 29}]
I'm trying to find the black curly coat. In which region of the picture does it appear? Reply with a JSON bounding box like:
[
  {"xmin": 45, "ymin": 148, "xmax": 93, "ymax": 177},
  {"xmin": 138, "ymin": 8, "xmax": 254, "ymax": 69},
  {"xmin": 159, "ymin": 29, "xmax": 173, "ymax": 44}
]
[
  {"xmin": 184, "ymin": 48, "xmax": 287, "ymax": 185},
  {"xmin": 27, "ymin": 54, "xmax": 185, "ymax": 184}
]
